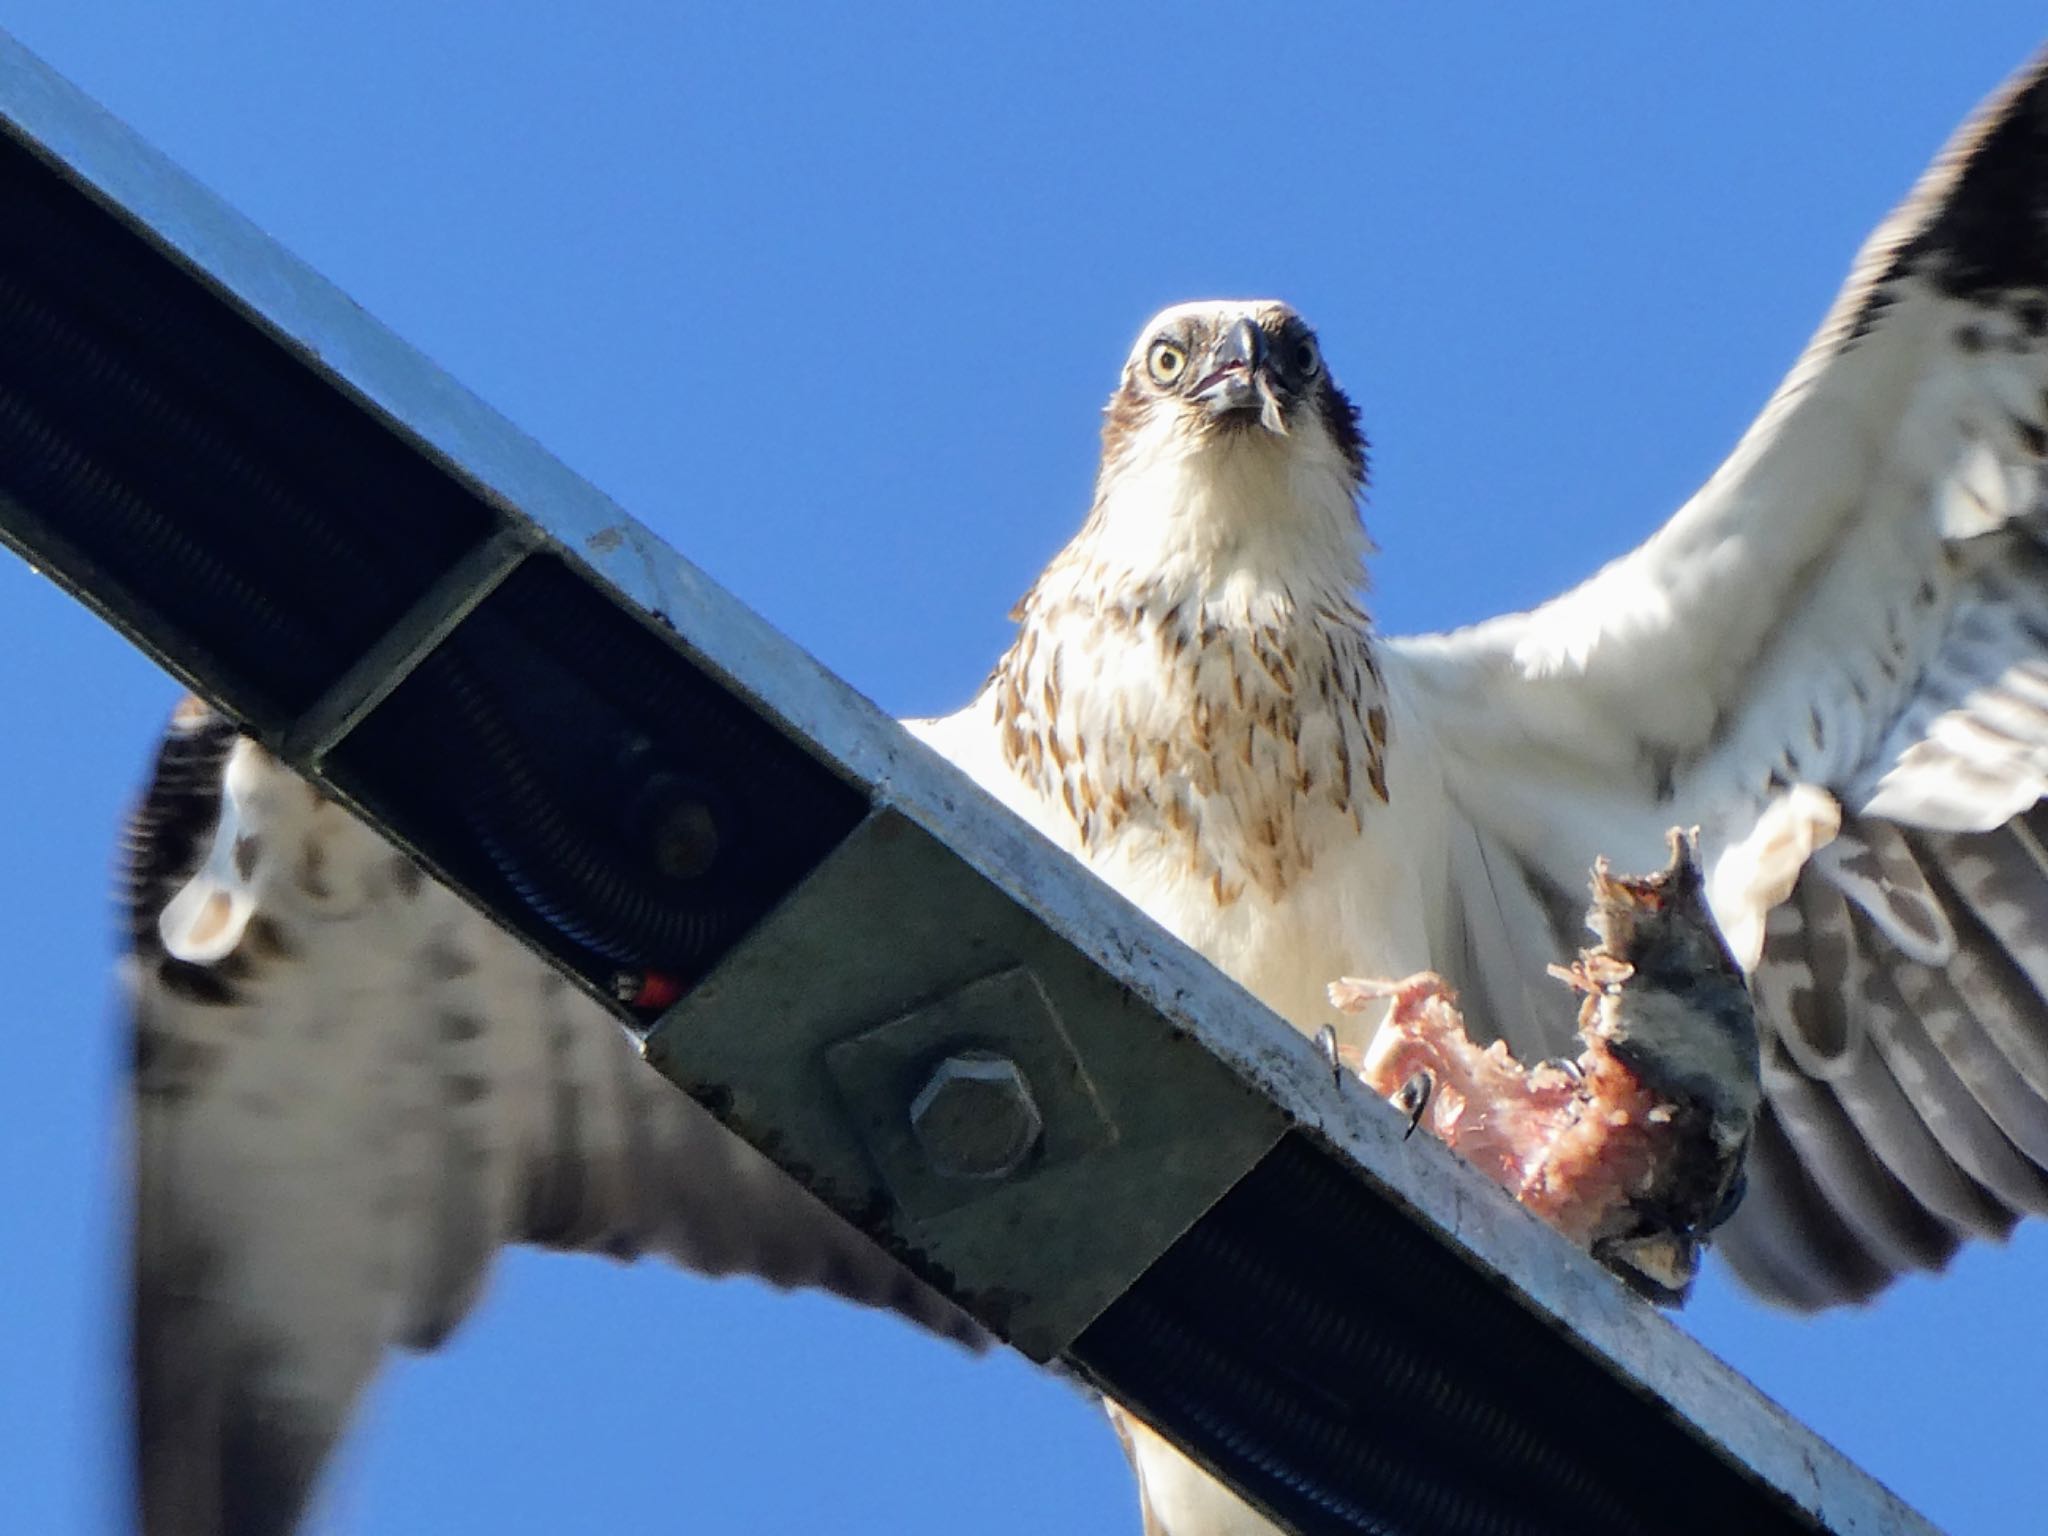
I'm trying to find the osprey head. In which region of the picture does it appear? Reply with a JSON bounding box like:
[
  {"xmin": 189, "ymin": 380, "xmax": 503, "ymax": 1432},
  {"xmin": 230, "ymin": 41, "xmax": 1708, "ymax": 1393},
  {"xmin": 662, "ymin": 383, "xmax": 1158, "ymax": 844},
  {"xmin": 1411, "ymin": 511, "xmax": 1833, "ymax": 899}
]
[
  {"xmin": 1102, "ymin": 300, "xmax": 1366, "ymax": 485},
  {"xmin": 1066, "ymin": 301, "xmax": 1370, "ymax": 594}
]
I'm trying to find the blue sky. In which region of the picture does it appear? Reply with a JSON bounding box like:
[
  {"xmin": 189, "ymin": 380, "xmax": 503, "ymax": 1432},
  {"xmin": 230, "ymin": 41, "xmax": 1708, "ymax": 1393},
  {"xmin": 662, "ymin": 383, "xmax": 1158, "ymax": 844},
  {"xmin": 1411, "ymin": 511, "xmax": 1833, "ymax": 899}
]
[{"xmin": 1, "ymin": 6, "xmax": 2044, "ymax": 1534}]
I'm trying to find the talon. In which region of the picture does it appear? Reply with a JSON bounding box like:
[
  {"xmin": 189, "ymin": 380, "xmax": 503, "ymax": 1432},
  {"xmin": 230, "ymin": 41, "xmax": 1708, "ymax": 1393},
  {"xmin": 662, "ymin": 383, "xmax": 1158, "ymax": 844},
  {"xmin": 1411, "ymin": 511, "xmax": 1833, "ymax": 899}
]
[
  {"xmin": 1314, "ymin": 1024, "xmax": 1344, "ymax": 1085},
  {"xmin": 1705, "ymin": 1168, "xmax": 1748, "ymax": 1233},
  {"xmin": 1393, "ymin": 1068, "xmax": 1434, "ymax": 1139},
  {"xmin": 1539, "ymin": 1055, "xmax": 1585, "ymax": 1085}
]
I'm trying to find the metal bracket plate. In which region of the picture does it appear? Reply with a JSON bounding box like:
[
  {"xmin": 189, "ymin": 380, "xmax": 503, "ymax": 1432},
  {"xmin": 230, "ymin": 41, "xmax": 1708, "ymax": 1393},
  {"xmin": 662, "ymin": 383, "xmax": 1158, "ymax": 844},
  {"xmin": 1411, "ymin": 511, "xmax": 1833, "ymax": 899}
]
[{"xmin": 646, "ymin": 809, "xmax": 1285, "ymax": 1360}]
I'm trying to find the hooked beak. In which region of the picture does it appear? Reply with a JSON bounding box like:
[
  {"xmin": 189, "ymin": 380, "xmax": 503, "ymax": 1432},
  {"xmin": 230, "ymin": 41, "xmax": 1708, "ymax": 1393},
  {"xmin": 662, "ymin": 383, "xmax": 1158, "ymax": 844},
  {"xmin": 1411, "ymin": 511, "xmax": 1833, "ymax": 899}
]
[{"xmin": 1192, "ymin": 318, "xmax": 1289, "ymax": 435}]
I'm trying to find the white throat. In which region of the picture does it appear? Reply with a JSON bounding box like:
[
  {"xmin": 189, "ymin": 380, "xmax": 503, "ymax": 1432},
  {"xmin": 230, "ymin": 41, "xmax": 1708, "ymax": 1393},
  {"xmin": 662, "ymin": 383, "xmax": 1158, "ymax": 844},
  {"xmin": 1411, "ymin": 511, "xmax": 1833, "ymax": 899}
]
[{"xmin": 1043, "ymin": 425, "xmax": 1370, "ymax": 613}]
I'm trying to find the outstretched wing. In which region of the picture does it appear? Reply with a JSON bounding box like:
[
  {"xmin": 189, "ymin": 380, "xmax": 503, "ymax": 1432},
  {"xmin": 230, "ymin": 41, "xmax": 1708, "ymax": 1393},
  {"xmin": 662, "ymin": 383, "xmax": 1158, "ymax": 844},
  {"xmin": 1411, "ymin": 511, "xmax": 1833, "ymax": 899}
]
[
  {"xmin": 1390, "ymin": 47, "xmax": 2048, "ymax": 1308},
  {"xmin": 127, "ymin": 698, "xmax": 984, "ymax": 1536}
]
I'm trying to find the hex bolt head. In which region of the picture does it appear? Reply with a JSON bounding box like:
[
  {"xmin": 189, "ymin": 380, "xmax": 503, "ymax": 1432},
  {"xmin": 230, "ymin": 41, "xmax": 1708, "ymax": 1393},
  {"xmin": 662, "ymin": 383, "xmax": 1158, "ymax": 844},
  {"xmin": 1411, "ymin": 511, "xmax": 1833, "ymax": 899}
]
[{"xmin": 908, "ymin": 1050, "xmax": 1044, "ymax": 1180}]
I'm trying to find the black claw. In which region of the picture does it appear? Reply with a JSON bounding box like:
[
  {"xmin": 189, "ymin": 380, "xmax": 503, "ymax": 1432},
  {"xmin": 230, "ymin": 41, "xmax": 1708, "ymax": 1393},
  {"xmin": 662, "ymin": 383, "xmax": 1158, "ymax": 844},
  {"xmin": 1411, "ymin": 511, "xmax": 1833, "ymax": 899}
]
[
  {"xmin": 1394, "ymin": 1069, "xmax": 1433, "ymax": 1139},
  {"xmin": 1314, "ymin": 1024, "xmax": 1343, "ymax": 1085},
  {"xmin": 1705, "ymin": 1167, "xmax": 1749, "ymax": 1233}
]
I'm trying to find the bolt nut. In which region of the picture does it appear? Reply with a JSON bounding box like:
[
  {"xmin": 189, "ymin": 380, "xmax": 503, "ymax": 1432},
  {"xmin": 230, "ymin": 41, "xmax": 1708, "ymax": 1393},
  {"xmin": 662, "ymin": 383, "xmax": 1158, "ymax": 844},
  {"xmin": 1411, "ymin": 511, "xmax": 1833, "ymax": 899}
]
[
  {"xmin": 650, "ymin": 797, "xmax": 719, "ymax": 879},
  {"xmin": 908, "ymin": 1050, "xmax": 1043, "ymax": 1180}
]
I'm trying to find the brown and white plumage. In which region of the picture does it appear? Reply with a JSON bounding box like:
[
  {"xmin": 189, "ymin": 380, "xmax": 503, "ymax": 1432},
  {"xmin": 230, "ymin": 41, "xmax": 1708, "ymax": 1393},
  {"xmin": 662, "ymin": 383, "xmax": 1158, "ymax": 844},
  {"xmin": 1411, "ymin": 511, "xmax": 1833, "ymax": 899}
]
[
  {"xmin": 129, "ymin": 704, "xmax": 983, "ymax": 1536},
  {"xmin": 125, "ymin": 42, "xmax": 2048, "ymax": 1536}
]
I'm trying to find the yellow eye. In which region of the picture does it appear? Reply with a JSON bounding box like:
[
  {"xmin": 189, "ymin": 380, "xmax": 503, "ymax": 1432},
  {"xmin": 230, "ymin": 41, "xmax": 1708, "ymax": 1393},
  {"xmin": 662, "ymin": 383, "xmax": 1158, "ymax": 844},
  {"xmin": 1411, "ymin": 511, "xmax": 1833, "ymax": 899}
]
[{"xmin": 1146, "ymin": 340, "xmax": 1187, "ymax": 385}]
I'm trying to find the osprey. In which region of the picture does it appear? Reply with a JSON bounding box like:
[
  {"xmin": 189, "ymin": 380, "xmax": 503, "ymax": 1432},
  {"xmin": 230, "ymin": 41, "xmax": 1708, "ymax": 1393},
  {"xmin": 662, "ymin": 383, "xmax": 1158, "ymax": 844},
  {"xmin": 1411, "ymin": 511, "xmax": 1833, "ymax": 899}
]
[{"xmin": 128, "ymin": 46, "xmax": 2048, "ymax": 1536}]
